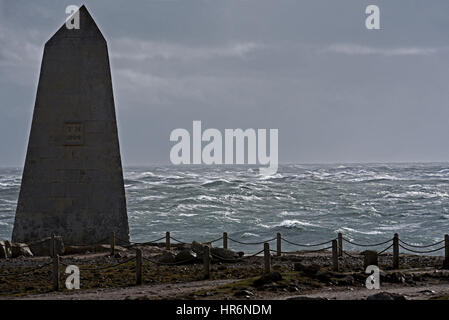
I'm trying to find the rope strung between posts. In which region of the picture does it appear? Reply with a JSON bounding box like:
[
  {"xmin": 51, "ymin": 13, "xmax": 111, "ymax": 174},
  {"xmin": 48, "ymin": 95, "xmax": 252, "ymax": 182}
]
[
  {"xmin": 342, "ymin": 237, "xmax": 392, "ymax": 247},
  {"xmin": 142, "ymin": 256, "xmax": 197, "ymax": 266},
  {"xmin": 269, "ymin": 246, "xmax": 333, "ymax": 255},
  {"xmin": 301, "ymin": 245, "xmax": 333, "ymax": 253},
  {"xmin": 281, "ymin": 237, "xmax": 334, "ymax": 247},
  {"xmin": 93, "ymin": 237, "xmax": 111, "ymax": 245},
  {"xmin": 115, "ymin": 237, "xmax": 135, "ymax": 246},
  {"xmin": 0, "ymin": 261, "xmax": 53, "ymax": 277},
  {"xmin": 169, "ymin": 236, "xmax": 187, "ymax": 244},
  {"xmin": 228, "ymin": 237, "xmax": 276, "ymax": 245},
  {"xmin": 210, "ymin": 252, "xmax": 242, "ymax": 262},
  {"xmin": 74, "ymin": 257, "xmax": 135, "ymax": 271},
  {"xmin": 208, "ymin": 236, "xmax": 223, "ymax": 243},
  {"xmin": 138, "ymin": 237, "xmax": 167, "ymax": 245},
  {"xmin": 342, "ymin": 250, "xmax": 363, "ymax": 259},
  {"xmin": 398, "ymin": 244, "xmax": 445, "ymax": 254},
  {"xmin": 244, "ymin": 249, "xmax": 265, "ymax": 257},
  {"xmin": 378, "ymin": 243, "xmax": 394, "ymax": 255},
  {"xmin": 127, "ymin": 236, "xmax": 167, "ymax": 246},
  {"xmin": 399, "ymin": 239, "xmax": 445, "ymax": 248},
  {"xmin": 115, "ymin": 236, "xmax": 166, "ymax": 247},
  {"xmin": 12, "ymin": 235, "xmax": 110, "ymax": 248}
]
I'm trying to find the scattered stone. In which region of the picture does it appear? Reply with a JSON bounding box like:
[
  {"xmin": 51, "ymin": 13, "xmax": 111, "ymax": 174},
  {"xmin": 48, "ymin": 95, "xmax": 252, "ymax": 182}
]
[
  {"xmin": 0, "ymin": 240, "xmax": 11, "ymax": 258},
  {"xmin": 336, "ymin": 275, "xmax": 354, "ymax": 286},
  {"xmin": 294, "ymin": 263, "xmax": 321, "ymax": 276},
  {"xmin": 158, "ymin": 251, "xmax": 176, "ymax": 264},
  {"xmin": 287, "ymin": 285, "xmax": 299, "ymax": 292},
  {"xmin": 366, "ymin": 292, "xmax": 407, "ymax": 301},
  {"xmin": 419, "ymin": 289, "xmax": 436, "ymax": 295},
  {"xmin": 175, "ymin": 249, "xmax": 197, "ymax": 264},
  {"xmin": 287, "ymin": 296, "xmax": 328, "ymax": 300},
  {"xmin": 4, "ymin": 241, "xmax": 12, "ymax": 258},
  {"xmin": 28, "ymin": 236, "xmax": 64, "ymax": 256},
  {"xmin": 384, "ymin": 272, "xmax": 406, "ymax": 284},
  {"xmin": 210, "ymin": 247, "xmax": 239, "ymax": 262},
  {"xmin": 315, "ymin": 270, "xmax": 333, "ymax": 282},
  {"xmin": 11, "ymin": 243, "xmax": 33, "ymax": 258},
  {"xmin": 234, "ymin": 290, "xmax": 254, "ymax": 297},
  {"xmin": 191, "ymin": 241, "xmax": 210, "ymax": 259},
  {"xmin": 253, "ymin": 272, "xmax": 283, "ymax": 287}
]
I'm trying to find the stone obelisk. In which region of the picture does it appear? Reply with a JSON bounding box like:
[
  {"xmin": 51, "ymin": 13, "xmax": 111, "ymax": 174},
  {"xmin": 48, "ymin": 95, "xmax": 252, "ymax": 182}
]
[{"xmin": 12, "ymin": 6, "xmax": 130, "ymax": 245}]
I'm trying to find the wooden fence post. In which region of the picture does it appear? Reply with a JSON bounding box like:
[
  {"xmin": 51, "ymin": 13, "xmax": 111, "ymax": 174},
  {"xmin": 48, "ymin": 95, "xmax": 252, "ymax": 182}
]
[
  {"xmin": 51, "ymin": 233, "xmax": 55, "ymax": 258},
  {"xmin": 393, "ymin": 233, "xmax": 399, "ymax": 269},
  {"xmin": 338, "ymin": 232, "xmax": 343, "ymax": 257},
  {"xmin": 264, "ymin": 242, "xmax": 271, "ymax": 274},
  {"xmin": 136, "ymin": 249, "xmax": 142, "ymax": 285},
  {"xmin": 110, "ymin": 232, "xmax": 115, "ymax": 256},
  {"xmin": 276, "ymin": 233, "xmax": 281, "ymax": 256},
  {"xmin": 444, "ymin": 234, "xmax": 449, "ymax": 269},
  {"xmin": 203, "ymin": 245, "xmax": 210, "ymax": 279},
  {"xmin": 332, "ymin": 239, "xmax": 339, "ymax": 272},
  {"xmin": 223, "ymin": 232, "xmax": 228, "ymax": 250},
  {"xmin": 52, "ymin": 254, "xmax": 59, "ymax": 291},
  {"xmin": 166, "ymin": 231, "xmax": 170, "ymax": 250}
]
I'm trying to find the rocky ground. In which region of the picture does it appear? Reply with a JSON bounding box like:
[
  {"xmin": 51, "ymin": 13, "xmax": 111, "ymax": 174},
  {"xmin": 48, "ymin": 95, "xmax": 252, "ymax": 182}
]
[{"xmin": 1, "ymin": 243, "xmax": 449, "ymax": 300}]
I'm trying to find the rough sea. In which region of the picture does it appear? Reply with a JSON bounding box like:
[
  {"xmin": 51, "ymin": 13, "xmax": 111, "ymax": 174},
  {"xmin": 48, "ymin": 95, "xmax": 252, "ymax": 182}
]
[{"xmin": 1, "ymin": 163, "xmax": 449, "ymax": 255}]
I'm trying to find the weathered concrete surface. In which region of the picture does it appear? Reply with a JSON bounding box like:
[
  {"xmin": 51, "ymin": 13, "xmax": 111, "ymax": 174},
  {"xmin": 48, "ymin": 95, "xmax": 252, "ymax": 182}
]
[{"xmin": 12, "ymin": 6, "xmax": 130, "ymax": 245}]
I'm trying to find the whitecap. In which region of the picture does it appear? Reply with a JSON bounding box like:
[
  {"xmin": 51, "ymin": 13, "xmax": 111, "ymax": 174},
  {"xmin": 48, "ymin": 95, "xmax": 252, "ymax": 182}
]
[
  {"xmin": 275, "ymin": 219, "xmax": 317, "ymax": 229},
  {"xmin": 241, "ymin": 232, "xmax": 260, "ymax": 238}
]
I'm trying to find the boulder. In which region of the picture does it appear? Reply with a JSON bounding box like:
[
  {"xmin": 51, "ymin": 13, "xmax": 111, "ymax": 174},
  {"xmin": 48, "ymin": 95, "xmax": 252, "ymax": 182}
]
[
  {"xmin": 4, "ymin": 240, "xmax": 12, "ymax": 258},
  {"xmin": 366, "ymin": 292, "xmax": 407, "ymax": 301},
  {"xmin": 362, "ymin": 250, "xmax": 378, "ymax": 268},
  {"xmin": 175, "ymin": 249, "xmax": 198, "ymax": 264},
  {"xmin": 253, "ymin": 272, "xmax": 283, "ymax": 287},
  {"xmin": 158, "ymin": 251, "xmax": 176, "ymax": 264},
  {"xmin": 315, "ymin": 269, "xmax": 333, "ymax": 282},
  {"xmin": 11, "ymin": 243, "xmax": 33, "ymax": 258},
  {"xmin": 0, "ymin": 240, "xmax": 10, "ymax": 259},
  {"xmin": 210, "ymin": 247, "xmax": 239, "ymax": 262},
  {"xmin": 234, "ymin": 290, "xmax": 254, "ymax": 297},
  {"xmin": 384, "ymin": 272, "xmax": 406, "ymax": 284},
  {"xmin": 191, "ymin": 241, "xmax": 209, "ymax": 258},
  {"xmin": 28, "ymin": 236, "xmax": 64, "ymax": 256},
  {"xmin": 336, "ymin": 275, "xmax": 354, "ymax": 286}
]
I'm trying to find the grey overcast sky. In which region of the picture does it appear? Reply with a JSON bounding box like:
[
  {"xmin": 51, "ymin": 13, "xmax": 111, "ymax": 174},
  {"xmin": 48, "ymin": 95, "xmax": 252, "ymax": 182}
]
[{"xmin": 1, "ymin": 0, "xmax": 449, "ymax": 166}]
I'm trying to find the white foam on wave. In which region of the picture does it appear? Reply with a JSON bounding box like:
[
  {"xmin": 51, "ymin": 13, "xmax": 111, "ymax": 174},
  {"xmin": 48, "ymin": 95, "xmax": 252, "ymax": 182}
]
[
  {"xmin": 138, "ymin": 195, "xmax": 166, "ymax": 201},
  {"xmin": 340, "ymin": 227, "xmax": 384, "ymax": 235},
  {"xmin": 258, "ymin": 173, "xmax": 283, "ymax": 180},
  {"xmin": 242, "ymin": 232, "xmax": 259, "ymax": 238},
  {"xmin": 383, "ymin": 191, "xmax": 449, "ymax": 199},
  {"xmin": 179, "ymin": 213, "xmax": 198, "ymax": 217},
  {"xmin": 196, "ymin": 195, "xmax": 217, "ymax": 201},
  {"xmin": 279, "ymin": 211, "xmax": 305, "ymax": 217}
]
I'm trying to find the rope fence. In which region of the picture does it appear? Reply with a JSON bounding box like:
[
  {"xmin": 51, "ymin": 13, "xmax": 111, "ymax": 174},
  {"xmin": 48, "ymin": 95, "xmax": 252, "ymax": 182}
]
[
  {"xmin": 2, "ymin": 231, "xmax": 449, "ymax": 292},
  {"xmin": 0, "ymin": 261, "xmax": 53, "ymax": 277}
]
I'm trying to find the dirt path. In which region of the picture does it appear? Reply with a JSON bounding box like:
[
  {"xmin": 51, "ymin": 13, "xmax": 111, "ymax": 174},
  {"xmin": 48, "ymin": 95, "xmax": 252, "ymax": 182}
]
[
  {"xmin": 4, "ymin": 279, "xmax": 449, "ymax": 300},
  {"xmin": 284, "ymin": 283, "xmax": 449, "ymax": 300},
  {"xmin": 2, "ymin": 279, "xmax": 238, "ymax": 300}
]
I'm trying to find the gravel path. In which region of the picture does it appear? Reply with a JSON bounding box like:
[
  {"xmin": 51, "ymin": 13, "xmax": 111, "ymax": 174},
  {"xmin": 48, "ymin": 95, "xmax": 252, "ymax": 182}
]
[
  {"xmin": 2, "ymin": 279, "xmax": 238, "ymax": 300},
  {"xmin": 284, "ymin": 283, "xmax": 449, "ymax": 300}
]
